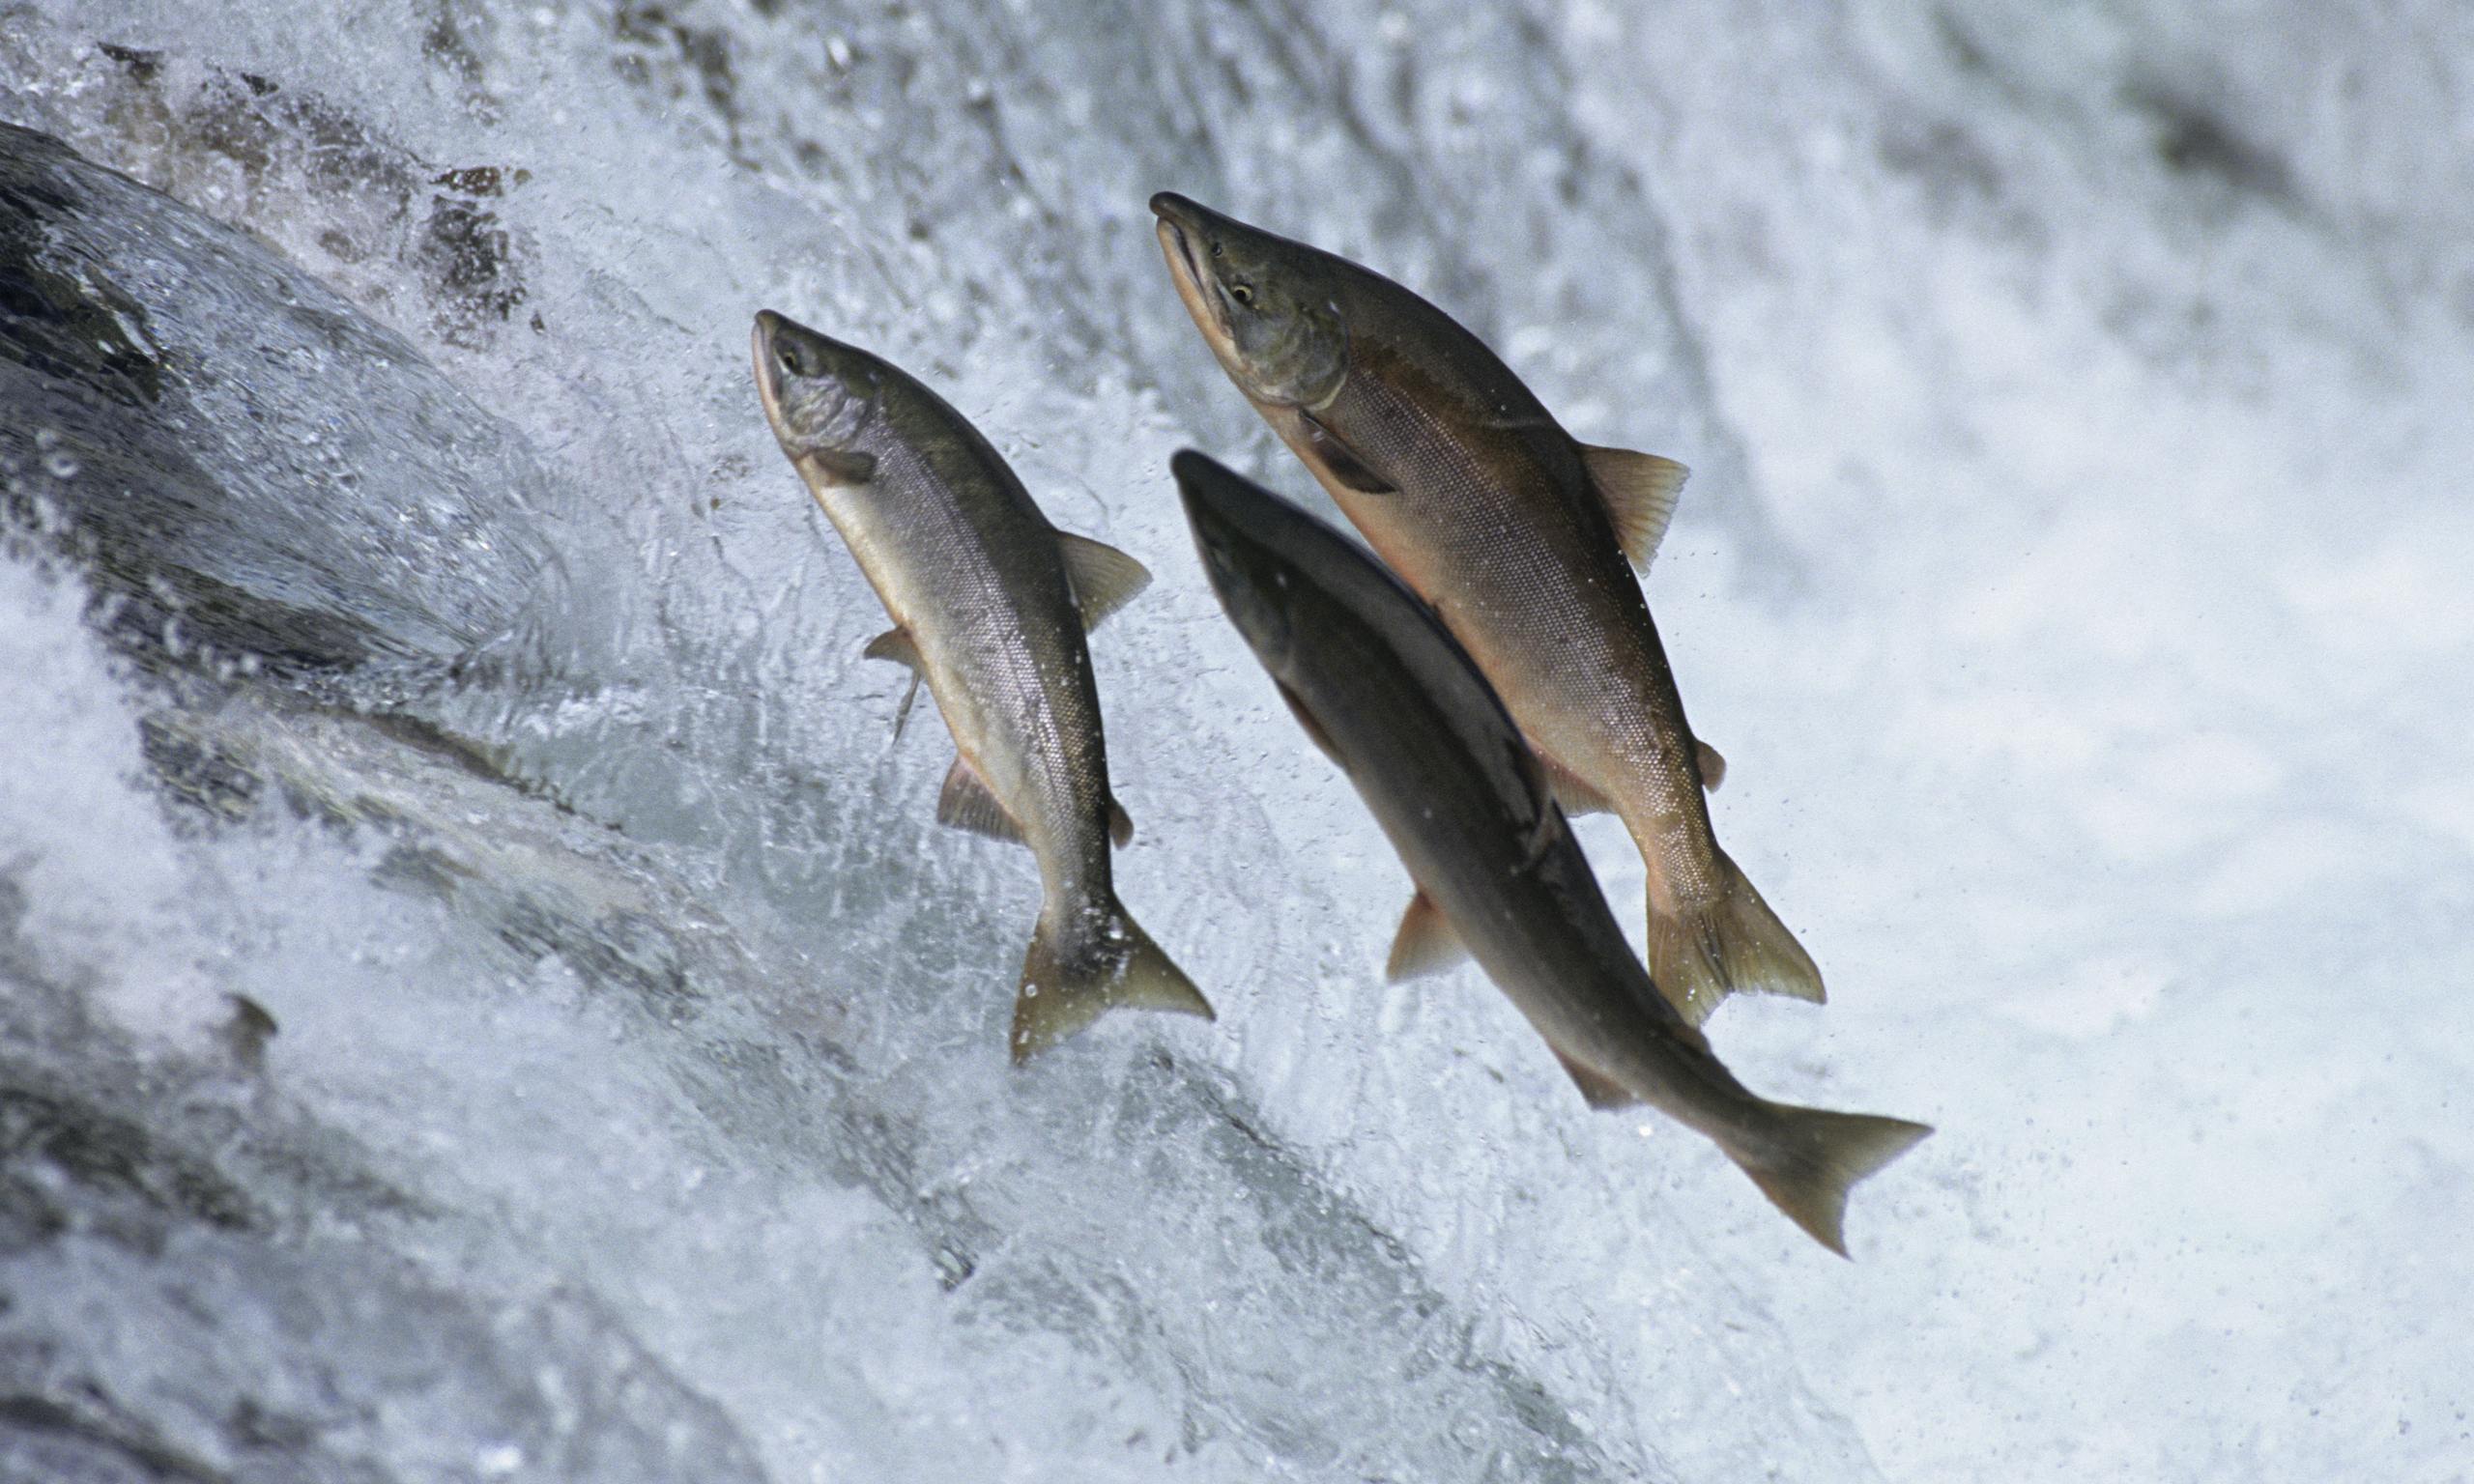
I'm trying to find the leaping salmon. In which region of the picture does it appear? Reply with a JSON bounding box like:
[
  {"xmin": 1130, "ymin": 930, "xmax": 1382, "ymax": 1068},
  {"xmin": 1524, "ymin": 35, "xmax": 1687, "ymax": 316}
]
[
  {"xmin": 753, "ymin": 309, "xmax": 1212, "ymax": 1060},
  {"xmin": 1150, "ymin": 192, "xmax": 1819, "ymax": 1027},
  {"xmin": 1174, "ymin": 450, "xmax": 1925, "ymax": 1254}
]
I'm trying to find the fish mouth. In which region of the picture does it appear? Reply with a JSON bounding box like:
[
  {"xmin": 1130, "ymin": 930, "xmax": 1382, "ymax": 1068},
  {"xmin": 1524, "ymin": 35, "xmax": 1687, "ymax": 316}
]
[
  {"xmin": 751, "ymin": 310, "xmax": 788, "ymax": 430},
  {"xmin": 1173, "ymin": 448, "xmax": 1338, "ymax": 572},
  {"xmin": 1170, "ymin": 449, "xmax": 1245, "ymax": 551},
  {"xmin": 1150, "ymin": 194, "xmax": 1233, "ymax": 343},
  {"xmin": 1171, "ymin": 450, "xmax": 1300, "ymax": 644},
  {"xmin": 1147, "ymin": 190, "xmax": 1209, "ymax": 242}
]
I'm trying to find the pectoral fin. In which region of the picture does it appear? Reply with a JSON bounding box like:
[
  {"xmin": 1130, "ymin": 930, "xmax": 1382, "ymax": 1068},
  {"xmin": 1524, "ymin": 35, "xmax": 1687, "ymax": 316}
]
[
  {"xmin": 937, "ymin": 756, "xmax": 1024, "ymax": 843},
  {"xmin": 1275, "ymin": 680, "xmax": 1344, "ymax": 770},
  {"xmin": 1580, "ymin": 444, "xmax": 1687, "ymax": 569},
  {"xmin": 1554, "ymin": 1049, "xmax": 1642, "ymax": 1110},
  {"xmin": 1299, "ymin": 411, "xmax": 1396, "ymax": 495},
  {"xmin": 1385, "ymin": 889, "xmax": 1468, "ymax": 982},
  {"xmin": 802, "ymin": 448, "xmax": 878, "ymax": 486},
  {"xmin": 863, "ymin": 628, "xmax": 926, "ymax": 740},
  {"xmin": 1058, "ymin": 532, "xmax": 1153, "ymax": 632},
  {"xmin": 863, "ymin": 628, "xmax": 921, "ymax": 671}
]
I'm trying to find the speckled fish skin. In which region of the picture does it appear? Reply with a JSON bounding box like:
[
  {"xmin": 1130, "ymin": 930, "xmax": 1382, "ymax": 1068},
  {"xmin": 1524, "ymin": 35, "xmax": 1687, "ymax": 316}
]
[
  {"xmin": 1173, "ymin": 452, "xmax": 1925, "ymax": 1256},
  {"xmin": 752, "ymin": 310, "xmax": 1209, "ymax": 1059},
  {"xmin": 1150, "ymin": 191, "xmax": 1820, "ymax": 1026}
]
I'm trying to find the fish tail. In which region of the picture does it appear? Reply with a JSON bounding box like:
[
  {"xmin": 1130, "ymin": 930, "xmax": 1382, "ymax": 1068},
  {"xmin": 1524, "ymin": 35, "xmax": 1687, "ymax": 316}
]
[
  {"xmin": 1726, "ymin": 1101, "xmax": 1933, "ymax": 1257},
  {"xmin": 1010, "ymin": 897, "xmax": 1214, "ymax": 1063},
  {"xmin": 1646, "ymin": 848, "xmax": 1825, "ymax": 1025}
]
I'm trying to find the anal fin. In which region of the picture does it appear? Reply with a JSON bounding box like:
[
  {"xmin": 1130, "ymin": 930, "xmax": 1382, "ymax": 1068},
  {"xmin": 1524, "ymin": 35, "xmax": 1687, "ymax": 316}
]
[
  {"xmin": 1539, "ymin": 742, "xmax": 1717, "ymax": 804},
  {"xmin": 1538, "ymin": 752, "xmax": 1613, "ymax": 816},
  {"xmin": 937, "ymin": 756, "xmax": 1024, "ymax": 843},
  {"xmin": 1109, "ymin": 797, "xmax": 1135, "ymax": 848},
  {"xmin": 1554, "ymin": 1049, "xmax": 1642, "ymax": 1110},
  {"xmin": 1386, "ymin": 888, "xmax": 1469, "ymax": 981}
]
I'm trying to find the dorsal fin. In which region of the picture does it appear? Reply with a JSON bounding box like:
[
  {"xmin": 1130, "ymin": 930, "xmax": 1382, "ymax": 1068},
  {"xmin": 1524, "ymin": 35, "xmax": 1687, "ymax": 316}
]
[
  {"xmin": 1579, "ymin": 445, "xmax": 1687, "ymax": 569},
  {"xmin": 1536, "ymin": 750, "xmax": 1612, "ymax": 816},
  {"xmin": 1057, "ymin": 531, "xmax": 1152, "ymax": 632},
  {"xmin": 1386, "ymin": 889, "xmax": 1468, "ymax": 982},
  {"xmin": 937, "ymin": 756, "xmax": 1024, "ymax": 843}
]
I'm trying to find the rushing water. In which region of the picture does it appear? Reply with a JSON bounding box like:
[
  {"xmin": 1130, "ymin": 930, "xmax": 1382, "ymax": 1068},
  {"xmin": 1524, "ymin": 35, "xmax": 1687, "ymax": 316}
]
[{"xmin": 2, "ymin": 3, "xmax": 2469, "ymax": 1480}]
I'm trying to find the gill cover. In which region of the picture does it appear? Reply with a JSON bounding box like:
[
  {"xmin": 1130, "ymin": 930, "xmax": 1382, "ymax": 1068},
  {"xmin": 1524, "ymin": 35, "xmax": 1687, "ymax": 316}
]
[
  {"xmin": 751, "ymin": 310, "xmax": 881, "ymax": 481},
  {"xmin": 1151, "ymin": 194, "xmax": 1349, "ymax": 411}
]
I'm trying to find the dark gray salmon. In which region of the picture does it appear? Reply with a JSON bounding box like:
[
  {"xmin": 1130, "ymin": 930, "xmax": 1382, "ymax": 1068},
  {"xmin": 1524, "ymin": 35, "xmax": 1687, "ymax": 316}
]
[
  {"xmin": 752, "ymin": 310, "xmax": 1210, "ymax": 1059},
  {"xmin": 1150, "ymin": 192, "xmax": 1820, "ymax": 1027},
  {"xmin": 1173, "ymin": 451, "xmax": 1925, "ymax": 1255}
]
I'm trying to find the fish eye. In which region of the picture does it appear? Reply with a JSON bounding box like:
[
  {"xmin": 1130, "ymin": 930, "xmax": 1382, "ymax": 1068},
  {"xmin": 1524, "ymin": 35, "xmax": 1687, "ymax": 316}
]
[
  {"xmin": 774, "ymin": 343, "xmax": 802, "ymax": 376},
  {"xmin": 1230, "ymin": 282, "xmax": 1255, "ymax": 306}
]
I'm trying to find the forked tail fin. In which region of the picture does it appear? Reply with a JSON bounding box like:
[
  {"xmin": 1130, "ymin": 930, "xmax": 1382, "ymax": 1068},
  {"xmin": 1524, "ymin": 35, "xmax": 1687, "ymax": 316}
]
[
  {"xmin": 1646, "ymin": 848, "xmax": 1826, "ymax": 1025},
  {"xmin": 1729, "ymin": 1102, "xmax": 1931, "ymax": 1257},
  {"xmin": 1011, "ymin": 899, "xmax": 1214, "ymax": 1063}
]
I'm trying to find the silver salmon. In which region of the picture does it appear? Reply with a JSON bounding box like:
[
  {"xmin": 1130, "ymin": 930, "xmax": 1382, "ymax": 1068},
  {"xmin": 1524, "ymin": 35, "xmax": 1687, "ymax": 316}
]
[{"xmin": 753, "ymin": 309, "xmax": 1211, "ymax": 1059}]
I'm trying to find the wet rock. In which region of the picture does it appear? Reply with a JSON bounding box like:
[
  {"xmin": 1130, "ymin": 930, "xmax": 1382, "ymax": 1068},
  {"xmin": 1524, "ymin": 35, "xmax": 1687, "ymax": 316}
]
[{"xmin": 0, "ymin": 122, "xmax": 558, "ymax": 685}]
